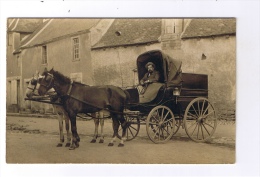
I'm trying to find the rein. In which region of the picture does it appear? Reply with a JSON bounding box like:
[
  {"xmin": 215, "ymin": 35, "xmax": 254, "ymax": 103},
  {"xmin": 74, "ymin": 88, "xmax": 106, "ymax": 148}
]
[{"xmin": 41, "ymin": 72, "xmax": 126, "ymax": 116}]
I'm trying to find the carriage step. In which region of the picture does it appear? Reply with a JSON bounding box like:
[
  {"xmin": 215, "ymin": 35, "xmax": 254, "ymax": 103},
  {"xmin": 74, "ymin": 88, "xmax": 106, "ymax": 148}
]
[{"xmin": 124, "ymin": 110, "xmax": 140, "ymax": 115}]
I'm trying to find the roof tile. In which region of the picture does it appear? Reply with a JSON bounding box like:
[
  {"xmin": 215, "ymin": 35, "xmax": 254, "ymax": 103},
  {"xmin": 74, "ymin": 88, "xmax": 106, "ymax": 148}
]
[
  {"xmin": 22, "ymin": 19, "xmax": 100, "ymax": 48},
  {"xmin": 92, "ymin": 19, "xmax": 162, "ymax": 49},
  {"xmin": 181, "ymin": 18, "xmax": 236, "ymax": 39}
]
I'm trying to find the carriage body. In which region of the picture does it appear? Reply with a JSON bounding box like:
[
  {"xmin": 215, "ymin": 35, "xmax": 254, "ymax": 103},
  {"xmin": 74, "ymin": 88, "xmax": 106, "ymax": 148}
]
[
  {"xmin": 125, "ymin": 73, "xmax": 208, "ymax": 116},
  {"xmin": 125, "ymin": 50, "xmax": 208, "ymax": 115},
  {"xmin": 123, "ymin": 50, "xmax": 217, "ymax": 143}
]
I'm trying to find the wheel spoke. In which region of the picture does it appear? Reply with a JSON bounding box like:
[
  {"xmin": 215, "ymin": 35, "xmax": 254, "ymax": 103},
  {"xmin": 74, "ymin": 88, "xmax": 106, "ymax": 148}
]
[
  {"xmin": 197, "ymin": 100, "xmax": 201, "ymax": 116},
  {"xmin": 200, "ymin": 123, "xmax": 204, "ymax": 139},
  {"xmin": 162, "ymin": 110, "xmax": 170, "ymax": 122},
  {"xmin": 162, "ymin": 126, "xmax": 171, "ymax": 136},
  {"xmin": 191, "ymin": 104, "xmax": 199, "ymax": 117},
  {"xmin": 187, "ymin": 112, "xmax": 197, "ymax": 120},
  {"xmin": 197, "ymin": 123, "xmax": 200, "ymax": 139},
  {"xmin": 148, "ymin": 121, "xmax": 159, "ymax": 126},
  {"xmin": 151, "ymin": 115, "xmax": 159, "ymax": 123},
  {"xmin": 161, "ymin": 108, "xmax": 164, "ymax": 121},
  {"xmin": 202, "ymin": 123, "xmax": 211, "ymax": 136},
  {"xmin": 187, "ymin": 121, "xmax": 197, "ymax": 130},
  {"xmin": 190, "ymin": 123, "xmax": 198, "ymax": 137},
  {"xmin": 163, "ymin": 117, "xmax": 174, "ymax": 124},
  {"xmin": 204, "ymin": 110, "xmax": 215, "ymax": 118},
  {"xmin": 152, "ymin": 127, "xmax": 159, "ymax": 139},
  {"xmin": 202, "ymin": 105, "xmax": 210, "ymax": 117},
  {"xmin": 204, "ymin": 122, "xmax": 215, "ymax": 129},
  {"xmin": 128, "ymin": 126, "xmax": 135, "ymax": 137},
  {"xmin": 201, "ymin": 100, "xmax": 205, "ymax": 116},
  {"xmin": 158, "ymin": 128, "xmax": 161, "ymax": 141},
  {"xmin": 161, "ymin": 128, "xmax": 166, "ymax": 139},
  {"xmin": 153, "ymin": 127, "xmax": 159, "ymax": 140},
  {"xmin": 129, "ymin": 125, "xmax": 138, "ymax": 131}
]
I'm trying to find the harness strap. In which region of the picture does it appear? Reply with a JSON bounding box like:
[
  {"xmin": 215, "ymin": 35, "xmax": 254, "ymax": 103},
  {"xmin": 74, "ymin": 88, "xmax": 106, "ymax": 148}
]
[
  {"xmin": 69, "ymin": 95, "xmax": 125, "ymax": 115},
  {"xmin": 67, "ymin": 80, "xmax": 73, "ymax": 96}
]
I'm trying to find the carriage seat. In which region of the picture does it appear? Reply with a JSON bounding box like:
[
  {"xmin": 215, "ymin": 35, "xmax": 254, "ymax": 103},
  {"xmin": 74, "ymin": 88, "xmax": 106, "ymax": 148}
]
[{"xmin": 139, "ymin": 83, "xmax": 164, "ymax": 103}]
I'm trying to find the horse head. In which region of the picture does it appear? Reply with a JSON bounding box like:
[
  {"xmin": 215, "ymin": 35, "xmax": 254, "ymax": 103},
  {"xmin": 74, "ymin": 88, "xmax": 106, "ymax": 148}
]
[
  {"xmin": 38, "ymin": 68, "xmax": 55, "ymax": 96},
  {"xmin": 38, "ymin": 68, "xmax": 71, "ymax": 96},
  {"xmin": 25, "ymin": 71, "xmax": 41, "ymax": 98}
]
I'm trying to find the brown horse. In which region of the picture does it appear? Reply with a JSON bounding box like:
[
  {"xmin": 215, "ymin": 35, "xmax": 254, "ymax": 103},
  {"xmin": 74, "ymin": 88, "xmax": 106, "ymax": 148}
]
[
  {"xmin": 38, "ymin": 68, "xmax": 129, "ymax": 150},
  {"xmin": 25, "ymin": 71, "xmax": 71, "ymax": 147}
]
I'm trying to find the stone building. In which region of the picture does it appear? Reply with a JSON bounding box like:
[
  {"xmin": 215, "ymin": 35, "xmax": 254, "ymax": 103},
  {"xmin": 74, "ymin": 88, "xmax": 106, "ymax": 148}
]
[
  {"xmin": 6, "ymin": 18, "xmax": 113, "ymax": 112},
  {"xmin": 7, "ymin": 18, "xmax": 43, "ymax": 112},
  {"xmin": 180, "ymin": 19, "xmax": 236, "ymax": 115},
  {"xmin": 91, "ymin": 18, "xmax": 236, "ymax": 117},
  {"xmin": 6, "ymin": 18, "xmax": 236, "ymax": 117}
]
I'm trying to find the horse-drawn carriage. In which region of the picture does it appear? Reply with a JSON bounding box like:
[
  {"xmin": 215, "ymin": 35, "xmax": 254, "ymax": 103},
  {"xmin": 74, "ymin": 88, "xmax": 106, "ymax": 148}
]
[
  {"xmin": 26, "ymin": 50, "xmax": 217, "ymax": 149},
  {"xmin": 120, "ymin": 50, "xmax": 217, "ymax": 143}
]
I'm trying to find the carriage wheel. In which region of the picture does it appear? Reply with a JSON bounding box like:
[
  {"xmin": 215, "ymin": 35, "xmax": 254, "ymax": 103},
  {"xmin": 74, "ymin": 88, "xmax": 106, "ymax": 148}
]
[
  {"xmin": 184, "ymin": 97, "xmax": 217, "ymax": 142},
  {"xmin": 117, "ymin": 116, "xmax": 140, "ymax": 141},
  {"xmin": 146, "ymin": 106, "xmax": 175, "ymax": 144}
]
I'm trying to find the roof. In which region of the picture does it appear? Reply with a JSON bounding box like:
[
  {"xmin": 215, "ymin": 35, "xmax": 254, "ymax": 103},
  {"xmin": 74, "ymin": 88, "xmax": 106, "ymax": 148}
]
[
  {"xmin": 92, "ymin": 19, "xmax": 162, "ymax": 49},
  {"xmin": 181, "ymin": 18, "xmax": 236, "ymax": 39},
  {"xmin": 21, "ymin": 18, "xmax": 101, "ymax": 48},
  {"xmin": 8, "ymin": 18, "xmax": 43, "ymax": 33}
]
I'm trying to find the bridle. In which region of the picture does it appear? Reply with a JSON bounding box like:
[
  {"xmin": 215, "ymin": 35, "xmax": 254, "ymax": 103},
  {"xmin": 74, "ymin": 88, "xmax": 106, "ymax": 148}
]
[
  {"xmin": 26, "ymin": 78, "xmax": 38, "ymax": 91},
  {"xmin": 39, "ymin": 73, "xmax": 55, "ymax": 90}
]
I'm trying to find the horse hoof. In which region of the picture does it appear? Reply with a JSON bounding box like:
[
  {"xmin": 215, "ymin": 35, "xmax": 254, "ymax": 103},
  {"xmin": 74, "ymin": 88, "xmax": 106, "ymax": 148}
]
[
  {"xmin": 69, "ymin": 146, "xmax": 75, "ymax": 150},
  {"xmin": 65, "ymin": 143, "xmax": 70, "ymax": 147},
  {"xmin": 99, "ymin": 139, "xmax": 104, "ymax": 143},
  {"xmin": 56, "ymin": 143, "xmax": 63, "ymax": 147},
  {"xmin": 108, "ymin": 143, "xmax": 114, "ymax": 146},
  {"xmin": 90, "ymin": 139, "xmax": 96, "ymax": 143},
  {"xmin": 75, "ymin": 142, "xmax": 79, "ymax": 148},
  {"xmin": 118, "ymin": 143, "xmax": 124, "ymax": 147}
]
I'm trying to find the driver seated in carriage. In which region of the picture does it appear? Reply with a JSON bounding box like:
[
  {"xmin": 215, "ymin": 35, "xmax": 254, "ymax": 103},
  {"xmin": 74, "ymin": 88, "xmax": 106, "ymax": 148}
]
[
  {"xmin": 134, "ymin": 50, "xmax": 182, "ymax": 104},
  {"xmin": 137, "ymin": 61, "xmax": 164, "ymax": 103},
  {"xmin": 138, "ymin": 62, "xmax": 160, "ymax": 95}
]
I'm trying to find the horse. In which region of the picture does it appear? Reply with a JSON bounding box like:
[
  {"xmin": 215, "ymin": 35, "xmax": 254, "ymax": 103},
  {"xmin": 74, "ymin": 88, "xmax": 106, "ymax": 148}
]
[
  {"xmin": 26, "ymin": 72, "xmax": 107, "ymax": 145},
  {"xmin": 38, "ymin": 68, "xmax": 129, "ymax": 150},
  {"xmin": 25, "ymin": 71, "xmax": 71, "ymax": 147}
]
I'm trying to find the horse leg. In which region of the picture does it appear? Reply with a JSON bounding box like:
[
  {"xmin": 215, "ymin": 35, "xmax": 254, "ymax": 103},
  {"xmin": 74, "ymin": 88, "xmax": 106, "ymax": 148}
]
[
  {"xmin": 57, "ymin": 113, "xmax": 64, "ymax": 147},
  {"xmin": 118, "ymin": 116, "xmax": 127, "ymax": 147},
  {"xmin": 91, "ymin": 112, "xmax": 99, "ymax": 143},
  {"xmin": 65, "ymin": 115, "xmax": 71, "ymax": 147},
  {"xmin": 69, "ymin": 112, "xmax": 80, "ymax": 150},
  {"xmin": 99, "ymin": 111, "xmax": 105, "ymax": 143},
  {"xmin": 108, "ymin": 116, "xmax": 120, "ymax": 147}
]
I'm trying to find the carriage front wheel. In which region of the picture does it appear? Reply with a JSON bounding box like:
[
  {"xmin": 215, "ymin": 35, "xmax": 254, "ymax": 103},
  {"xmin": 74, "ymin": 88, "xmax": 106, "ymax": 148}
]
[
  {"xmin": 146, "ymin": 106, "xmax": 175, "ymax": 144},
  {"xmin": 184, "ymin": 97, "xmax": 217, "ymax": 142},
  {"xmin": 117, "ymin": 116, "xmax": 140, "ymax": 141}
]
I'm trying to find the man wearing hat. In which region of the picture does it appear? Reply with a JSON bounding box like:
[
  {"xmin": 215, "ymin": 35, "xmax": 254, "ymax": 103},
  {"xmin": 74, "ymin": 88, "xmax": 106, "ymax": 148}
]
[{"xmin": 139, "ymin": 62, "xmax": 160, "ymax": 94}]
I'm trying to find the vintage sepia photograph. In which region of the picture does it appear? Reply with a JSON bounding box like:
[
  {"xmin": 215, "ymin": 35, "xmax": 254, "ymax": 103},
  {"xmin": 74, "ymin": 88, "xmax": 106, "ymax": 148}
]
[
  {"xmin": 6, "ymin": 18, "xmax": 236, "ymax": 164},
  {"xmin": 1, "ymin": 1, "xmax": 260, "ymax": 177}
]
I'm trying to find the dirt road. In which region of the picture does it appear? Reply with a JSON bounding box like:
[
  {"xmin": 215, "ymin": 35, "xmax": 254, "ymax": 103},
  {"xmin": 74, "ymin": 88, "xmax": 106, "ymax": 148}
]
[{"xmin": 6, "ymin": 115, "xmax": 235, "ymax": 164}]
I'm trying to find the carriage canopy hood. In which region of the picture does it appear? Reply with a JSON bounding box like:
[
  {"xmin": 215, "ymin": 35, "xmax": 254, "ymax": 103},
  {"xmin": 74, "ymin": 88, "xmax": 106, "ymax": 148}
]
[{"xmin": 137, "ymin": 50, "xmax": 182, "ymax": 86}]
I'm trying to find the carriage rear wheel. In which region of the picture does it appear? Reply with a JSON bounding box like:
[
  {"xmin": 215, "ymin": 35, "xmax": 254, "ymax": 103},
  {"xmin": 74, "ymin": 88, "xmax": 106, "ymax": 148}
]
[
  {"xmin": 117, "ymin": 116, "xmax": 140, "ymax": 141},
  {"xmin": 184, "ymin": 97, "xmax": 217, "ymax": 142},
  {"xmin": 146, "ymin": 106, "xmax": 175, "ymax": 144}
]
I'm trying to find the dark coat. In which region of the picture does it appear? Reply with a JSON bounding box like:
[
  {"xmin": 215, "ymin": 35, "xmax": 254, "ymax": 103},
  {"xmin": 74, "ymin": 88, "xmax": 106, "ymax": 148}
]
[{"xmin": 140, "ymin": 70, "xmax": 160, "ymax": 85}]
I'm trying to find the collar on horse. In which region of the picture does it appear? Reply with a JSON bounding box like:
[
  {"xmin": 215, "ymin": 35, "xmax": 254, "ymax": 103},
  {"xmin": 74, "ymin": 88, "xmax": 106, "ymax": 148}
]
[{"xmin": 67, "ymin": 79, "xmax": 73, "ymax": 96}]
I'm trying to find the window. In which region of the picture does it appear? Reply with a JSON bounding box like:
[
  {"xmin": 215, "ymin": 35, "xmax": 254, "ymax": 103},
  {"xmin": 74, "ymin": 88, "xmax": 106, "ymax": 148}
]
[
  {"xmin": 72, "ymin": 37, "xmax": 80, "ymax": 61},
  {"xmin": 42, "ymin": 46, "xmax": 47, "ymax": 64}
]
